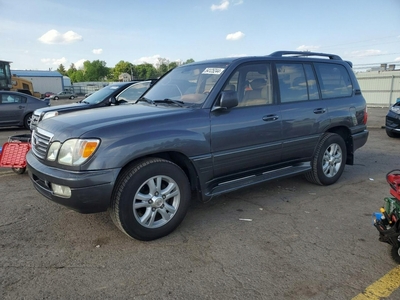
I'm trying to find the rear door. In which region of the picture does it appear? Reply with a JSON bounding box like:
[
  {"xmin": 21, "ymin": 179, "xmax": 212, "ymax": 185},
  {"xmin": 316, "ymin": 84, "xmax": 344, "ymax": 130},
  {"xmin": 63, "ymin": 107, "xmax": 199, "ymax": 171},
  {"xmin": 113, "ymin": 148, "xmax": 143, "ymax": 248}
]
[
  {"xmin": 0, "ymin": 93, "xmax": 27, "ymax": 126},
  {"xmin": 277, "ymin": 63, "xmax": 330, "ymax": 162},
  {"xmin": 210, "ymin": 62, "xmax": 282, "ymax": 177}
]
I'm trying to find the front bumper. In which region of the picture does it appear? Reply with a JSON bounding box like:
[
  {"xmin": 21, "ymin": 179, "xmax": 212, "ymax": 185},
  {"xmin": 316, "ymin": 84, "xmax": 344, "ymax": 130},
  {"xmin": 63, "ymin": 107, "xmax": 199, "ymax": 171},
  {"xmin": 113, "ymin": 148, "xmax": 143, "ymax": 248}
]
[
  {"xmin": 386, "ymin": 111, "xmax": 400, "ymax": 132},
  {"xmin": 26, "ymin": 151, "xmax": 121, "ymax": 213}
]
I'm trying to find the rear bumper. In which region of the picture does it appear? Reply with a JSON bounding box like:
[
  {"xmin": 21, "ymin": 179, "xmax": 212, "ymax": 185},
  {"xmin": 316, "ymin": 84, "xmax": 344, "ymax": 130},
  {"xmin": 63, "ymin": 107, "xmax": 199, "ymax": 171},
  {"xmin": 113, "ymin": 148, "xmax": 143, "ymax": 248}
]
[
  {"xmin": 352, "ymin": 129, "xmax": 369, "ymax": 151},
  {"xmin": 26, "ymin": 151, "xmax": 121, "ymax": 213}
]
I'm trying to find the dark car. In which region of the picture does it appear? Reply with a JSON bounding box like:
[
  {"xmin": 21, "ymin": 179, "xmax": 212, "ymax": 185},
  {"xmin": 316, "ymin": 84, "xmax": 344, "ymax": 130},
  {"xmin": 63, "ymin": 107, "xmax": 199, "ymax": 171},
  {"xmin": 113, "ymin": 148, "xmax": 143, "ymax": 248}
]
[
  {"xmin": 30, "ymin": 80, "xmax": 155, "ymax": 130},
  {"xmin": 385, "ymin": 101, "xmax": 400, "ymax": 137},
  {"xmin": 0, "ymin": 91, "xmax": 50, "ymax": 129},
  {"xmin": 27, "ymin": 51, "xmax": 368, "ymax": 241}
]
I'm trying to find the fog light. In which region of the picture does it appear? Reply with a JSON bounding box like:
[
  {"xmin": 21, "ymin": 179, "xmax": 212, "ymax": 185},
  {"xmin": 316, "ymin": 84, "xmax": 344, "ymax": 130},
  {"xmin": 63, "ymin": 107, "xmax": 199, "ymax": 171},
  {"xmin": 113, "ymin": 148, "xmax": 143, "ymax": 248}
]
[{"xmin": 51, "ymin": 183, "xmax": 71, "ymax": 198}]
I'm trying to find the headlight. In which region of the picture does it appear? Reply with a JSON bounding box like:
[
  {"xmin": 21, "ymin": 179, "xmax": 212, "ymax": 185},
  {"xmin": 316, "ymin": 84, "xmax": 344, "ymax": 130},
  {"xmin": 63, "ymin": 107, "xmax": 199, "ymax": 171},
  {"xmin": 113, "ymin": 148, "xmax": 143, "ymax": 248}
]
[
  {"xmin": 390, "ymin": 105, "xmax": 400, "ymax": 114},
  {"xmin": 47, "ymin": 139, "xmax": 100, "ymax": 166},
  {"xmin": 42, "ymin": 111, "xmax": 59, "ymax": 120},
  {"xmin": 47, "ymin": 141, "xmax": 61, "ymax": 161}
]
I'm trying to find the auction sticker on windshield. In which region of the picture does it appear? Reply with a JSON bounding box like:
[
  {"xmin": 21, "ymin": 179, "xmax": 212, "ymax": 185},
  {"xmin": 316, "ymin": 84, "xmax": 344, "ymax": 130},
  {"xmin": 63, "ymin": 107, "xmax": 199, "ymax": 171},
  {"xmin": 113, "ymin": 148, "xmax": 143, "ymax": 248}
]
[{"xmin": 202, "ymin": 68, "xmax": 224, "ymax": 75}]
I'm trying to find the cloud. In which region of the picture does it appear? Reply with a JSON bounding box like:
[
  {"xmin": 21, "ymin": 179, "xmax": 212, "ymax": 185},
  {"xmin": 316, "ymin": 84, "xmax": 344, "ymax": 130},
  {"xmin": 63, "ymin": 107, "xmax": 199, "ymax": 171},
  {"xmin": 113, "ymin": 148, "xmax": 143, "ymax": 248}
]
[
  {"xmin": 92, "ymin": 49, "xmax": 103, "ymax": 55},
  {"xmin": 296, "ymin": 45, "xmax": 320, "ymax": 52},
  {"xmin": 226, "ymin": 31, "xmax": 245, "ymax": 41},
  {"xmin": 38, "ymin": 29, "xmax": 83, "ymax": 44},
  {"xmin": 40, "ymin": 57, "xmax": 67, "ymax": 66},
  {"xmin": 211, "ymin": 1, "xmax": 229, "ymax": 11},
  {"xmin": 233, "ymin": 0, "xmax": 244, "ymax": 5},
  {"xmin": 133, "ymin": 54, "xmax": 162, "ymax": 65},
  {"xmin": 350, "ymin": 49, "xmax": 383, "ymax": 57},
  {"xmin": 74, "ymin": 59, "xmax": 87, "ymax": 69},
  {"xmin": 395, "ymin": 57, "xmax": 400, "ymax": 62}
]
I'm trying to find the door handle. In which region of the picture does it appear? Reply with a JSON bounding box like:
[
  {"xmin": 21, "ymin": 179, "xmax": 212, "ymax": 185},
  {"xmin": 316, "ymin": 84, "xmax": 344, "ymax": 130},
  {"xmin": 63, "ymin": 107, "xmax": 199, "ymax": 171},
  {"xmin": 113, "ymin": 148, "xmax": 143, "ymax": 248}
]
[
  {"xmin": 313, "ymin": 108, "xmax": 326, "ymax": 114},
  {"xmin": 18, "ymin": 106, "xmax": 25, "ymax": 109},
  {"xmin": 262, "ymin": 114, "xmax": 279, "ymax": 121}
]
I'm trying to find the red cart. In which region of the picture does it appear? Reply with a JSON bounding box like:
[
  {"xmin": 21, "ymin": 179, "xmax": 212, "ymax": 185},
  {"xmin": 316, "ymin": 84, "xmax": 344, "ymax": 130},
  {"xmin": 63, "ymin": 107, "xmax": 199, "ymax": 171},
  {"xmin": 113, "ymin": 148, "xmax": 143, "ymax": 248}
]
[{"xmin": 0, "ymin": 134, "xmax": 31, "ymax": 174}]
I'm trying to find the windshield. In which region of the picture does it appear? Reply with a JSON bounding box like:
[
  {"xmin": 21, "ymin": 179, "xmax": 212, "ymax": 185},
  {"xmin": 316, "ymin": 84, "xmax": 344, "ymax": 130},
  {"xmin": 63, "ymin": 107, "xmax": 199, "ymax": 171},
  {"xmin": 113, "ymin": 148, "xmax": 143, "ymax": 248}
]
[
  {"xmin": 83, "ymin": 84, "xmax": 125, "ymax": 104},
  {"xmin": 143, "ymin": 63, "xmax": 229, "ymax": 106},
  {"xmin": 116, "ymin": 81, "xmax": 151, "ymax": 103},
  {"xmin": 83, "ymin": 81, "xmax": 151, "ymax": 105}
]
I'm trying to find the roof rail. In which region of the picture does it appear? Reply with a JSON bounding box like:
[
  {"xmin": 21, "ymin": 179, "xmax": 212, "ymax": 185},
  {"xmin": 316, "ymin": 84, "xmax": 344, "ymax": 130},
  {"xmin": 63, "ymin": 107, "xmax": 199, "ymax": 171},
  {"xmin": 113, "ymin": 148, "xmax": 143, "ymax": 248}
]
[{"xmin": 269, "ymin": 51, "xmax": 342, "ymax": 60}]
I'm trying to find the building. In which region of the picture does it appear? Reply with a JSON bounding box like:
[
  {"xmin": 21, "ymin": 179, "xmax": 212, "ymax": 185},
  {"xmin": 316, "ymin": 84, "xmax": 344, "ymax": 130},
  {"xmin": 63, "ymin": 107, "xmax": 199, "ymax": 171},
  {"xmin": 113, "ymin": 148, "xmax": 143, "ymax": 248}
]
[{"xmin": 11, "ymin": 70, "xmax": 67, "ymax": 95}]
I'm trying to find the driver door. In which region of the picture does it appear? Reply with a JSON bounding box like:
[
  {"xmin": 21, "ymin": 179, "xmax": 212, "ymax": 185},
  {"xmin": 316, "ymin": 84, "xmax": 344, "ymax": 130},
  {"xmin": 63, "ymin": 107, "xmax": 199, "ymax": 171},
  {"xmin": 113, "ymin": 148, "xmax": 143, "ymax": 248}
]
[{"xmin": 210, "ymin": 62, "xmax": 282, "ymax": 177}]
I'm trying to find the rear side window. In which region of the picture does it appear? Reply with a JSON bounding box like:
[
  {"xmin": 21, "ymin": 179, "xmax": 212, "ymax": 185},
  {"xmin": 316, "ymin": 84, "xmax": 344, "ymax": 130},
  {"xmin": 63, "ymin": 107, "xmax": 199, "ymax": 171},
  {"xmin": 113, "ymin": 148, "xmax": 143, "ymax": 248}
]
[
  {"xmin": 314, "ymin": 63, "xmax": 353, "ymax": 99},
  {"xmin": 277, "ymin": 63, "xmax": 319, "ymax": 103}
]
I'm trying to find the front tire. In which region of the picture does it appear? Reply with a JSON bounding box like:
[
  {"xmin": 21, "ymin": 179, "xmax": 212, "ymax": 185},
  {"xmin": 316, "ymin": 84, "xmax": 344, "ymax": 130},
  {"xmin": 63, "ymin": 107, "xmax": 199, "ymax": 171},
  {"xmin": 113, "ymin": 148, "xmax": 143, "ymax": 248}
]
[
  {"xmin": 110, "ymin": 158, "xmax": 191, "ymax": 241},
  {"xmin": 70, "ymin": 96, "xmax": 75, "ymax": 99},
  {"xmin": 305, "ymin": 133, "xmax": 346, "ymax": 186}
]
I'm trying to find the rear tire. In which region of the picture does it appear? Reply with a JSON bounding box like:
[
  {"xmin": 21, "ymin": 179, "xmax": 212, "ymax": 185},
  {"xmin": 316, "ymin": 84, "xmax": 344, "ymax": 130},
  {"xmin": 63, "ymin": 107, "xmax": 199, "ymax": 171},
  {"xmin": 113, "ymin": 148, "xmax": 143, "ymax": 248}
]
[
  {"xmin": 12, "ymin": 167, "xmax": 26, "ymax": 174},
  {"xmin": 305, "ymin": 133, "xmax": 346, "ymax": 186},
  {"xmin": 110, "ymin": 158, "xmax": 191, "ymax": 241},
  {"xmin": 391, "ymin": 245, "xmax": 400, "ymax": 264},
  {"xmin": 70, "ymin": 96, "xmax": 75, "ymax": 99},
  {"xmin": 24, "ymin": 113, "xmax": 32, "ymax": 129}
]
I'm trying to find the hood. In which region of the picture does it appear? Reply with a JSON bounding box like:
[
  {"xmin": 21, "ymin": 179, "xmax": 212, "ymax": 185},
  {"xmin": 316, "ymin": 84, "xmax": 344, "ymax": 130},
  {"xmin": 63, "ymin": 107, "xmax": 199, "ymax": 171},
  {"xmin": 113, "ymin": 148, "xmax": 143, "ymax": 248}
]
[
  {"xmin": 34, "ymin": 102, "xmax": 90, "ymax": 115},
  {"xmin": 38, "ymin": 103, "xmax": 187, "ymax": 140}
]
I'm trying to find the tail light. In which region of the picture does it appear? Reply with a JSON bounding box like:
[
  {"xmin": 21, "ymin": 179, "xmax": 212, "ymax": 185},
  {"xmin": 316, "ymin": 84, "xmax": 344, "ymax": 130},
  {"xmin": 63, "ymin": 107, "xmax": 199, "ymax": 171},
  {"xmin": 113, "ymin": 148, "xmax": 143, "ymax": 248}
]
[{"xmin": 363, "ymin": 107, "xmax": 368, "ymax": 125}]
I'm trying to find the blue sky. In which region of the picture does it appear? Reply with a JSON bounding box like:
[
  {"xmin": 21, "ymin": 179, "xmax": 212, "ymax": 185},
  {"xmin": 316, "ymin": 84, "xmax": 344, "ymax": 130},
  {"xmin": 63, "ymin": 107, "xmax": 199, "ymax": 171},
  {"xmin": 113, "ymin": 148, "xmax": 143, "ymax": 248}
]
[{"xmin": 1, "ymin": 0, "xmax": 400, "ymax": 71}]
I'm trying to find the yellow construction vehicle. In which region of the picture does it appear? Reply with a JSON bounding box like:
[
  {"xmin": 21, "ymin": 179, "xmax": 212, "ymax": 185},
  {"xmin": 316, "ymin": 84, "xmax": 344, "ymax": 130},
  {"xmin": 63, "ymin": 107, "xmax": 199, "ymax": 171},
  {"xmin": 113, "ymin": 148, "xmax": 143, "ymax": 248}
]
[{"xmin": 11, "ymin": 76, "xmax": 42, "ymax": 98}]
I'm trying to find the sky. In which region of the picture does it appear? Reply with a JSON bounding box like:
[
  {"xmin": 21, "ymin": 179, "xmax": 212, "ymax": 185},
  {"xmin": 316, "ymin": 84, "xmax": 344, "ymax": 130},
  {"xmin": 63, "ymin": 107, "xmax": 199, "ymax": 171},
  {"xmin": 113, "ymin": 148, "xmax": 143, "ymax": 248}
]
[{"xmin": 1, "ymin": 0, "xmax": 400, "ymax": 72}]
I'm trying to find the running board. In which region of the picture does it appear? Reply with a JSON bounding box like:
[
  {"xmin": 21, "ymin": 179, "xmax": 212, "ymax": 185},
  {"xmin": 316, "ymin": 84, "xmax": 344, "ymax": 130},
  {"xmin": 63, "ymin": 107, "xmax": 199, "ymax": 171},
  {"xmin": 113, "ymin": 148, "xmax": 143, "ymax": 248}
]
[{"xmin": 207, "ymin": 162, "xmax": 311, "ymax": 197}]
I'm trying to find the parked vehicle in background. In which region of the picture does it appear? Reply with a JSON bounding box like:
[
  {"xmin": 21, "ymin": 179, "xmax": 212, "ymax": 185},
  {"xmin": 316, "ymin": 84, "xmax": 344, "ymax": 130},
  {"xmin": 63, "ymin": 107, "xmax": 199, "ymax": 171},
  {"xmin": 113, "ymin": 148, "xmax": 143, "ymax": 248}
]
[
  {"xmin": 0, "ymin": 91, "xmax": 50, "ymax": 129},
  {"xmin": 385, "ymin": 101, "xmax": 400, "ymax": 137},
  {"xmin": 27, "ymin": 51, "xmax": 368, "ymax": 241},
  {"xmin": 30, "ymin": 80, "xmax": 155, "ymax": 130},
  {"xmin": 44, "ymin": 92, "xmax": 54, "ymax": 98},
  {"xmin": 11, "ymin": 76, "xmax": 42, "ymax": 98},
  {"xmin": 49, "ymin": 91, "xmax": 77, "ymax": 100}
]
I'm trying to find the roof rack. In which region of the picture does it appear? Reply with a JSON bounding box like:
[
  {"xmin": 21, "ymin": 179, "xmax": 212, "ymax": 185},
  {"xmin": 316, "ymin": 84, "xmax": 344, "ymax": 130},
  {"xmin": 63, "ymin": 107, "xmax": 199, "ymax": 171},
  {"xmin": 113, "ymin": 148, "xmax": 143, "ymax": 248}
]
[{"xmin": 269, "ymin": 51, "xmax": 342, "ymax": 60}]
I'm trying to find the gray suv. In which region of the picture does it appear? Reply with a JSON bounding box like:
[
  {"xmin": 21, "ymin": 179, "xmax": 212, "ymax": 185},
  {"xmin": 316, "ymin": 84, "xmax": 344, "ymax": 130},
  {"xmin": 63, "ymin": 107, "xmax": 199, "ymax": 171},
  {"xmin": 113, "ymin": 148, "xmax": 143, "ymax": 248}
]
[{"xmin": 27, "ymin": 51, "xmax": 369, "ymax": 241}]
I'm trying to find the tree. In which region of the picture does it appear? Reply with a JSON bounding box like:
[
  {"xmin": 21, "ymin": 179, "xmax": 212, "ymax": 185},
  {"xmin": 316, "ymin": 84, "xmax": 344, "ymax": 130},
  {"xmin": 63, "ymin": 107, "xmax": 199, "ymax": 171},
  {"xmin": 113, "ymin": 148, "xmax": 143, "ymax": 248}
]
[
  {"xmin": 69, "ymin": 70, "xmax": 85, "ymax": 83},
  {"xmin": 57, "ymin": 64, "xmax": 67, "ymax": 76},
  {"xmin": 183, "ymin": 58, "xmax": 195, "ymax": 65},
  {"xmin": 111, "ymin": 60, "xmax": 135, "ymax": 81},
  {"xmin": 83, "ymin": 60, "xmax": 109, "ymax": 81},
  {"xmin": 168, "ymin": 62, "xmax": 178, "ymax": 70},
  {"xmin": 135, "ymin": 63, "xmax": 158, "ymax": 79}
]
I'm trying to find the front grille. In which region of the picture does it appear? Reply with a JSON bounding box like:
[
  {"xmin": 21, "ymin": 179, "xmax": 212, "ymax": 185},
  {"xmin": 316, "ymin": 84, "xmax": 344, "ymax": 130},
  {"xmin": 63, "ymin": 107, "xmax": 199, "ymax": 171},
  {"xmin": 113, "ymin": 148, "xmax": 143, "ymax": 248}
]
[{"xmin": 31, "ymin": 128, "xmax": 54, "ymax": 159}]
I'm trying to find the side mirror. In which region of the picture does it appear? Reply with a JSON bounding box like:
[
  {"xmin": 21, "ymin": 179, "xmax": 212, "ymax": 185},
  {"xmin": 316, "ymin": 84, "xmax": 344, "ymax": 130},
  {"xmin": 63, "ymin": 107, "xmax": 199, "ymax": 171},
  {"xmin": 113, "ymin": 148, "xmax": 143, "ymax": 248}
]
[
  {"xmin": 108, "ymin": 97, "xmax": 117, "ymax": 106},
  {"xmin": 212, "ymin": 91, "xmax": 238, "ymax": 111}
]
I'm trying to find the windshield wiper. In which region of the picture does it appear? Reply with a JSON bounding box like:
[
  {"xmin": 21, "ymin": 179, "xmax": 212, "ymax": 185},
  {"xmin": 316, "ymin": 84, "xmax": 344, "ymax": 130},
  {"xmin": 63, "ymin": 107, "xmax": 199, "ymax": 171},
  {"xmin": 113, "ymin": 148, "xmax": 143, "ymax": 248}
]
[
  {"xmin": 154, "ymin": 99, "xmax": 184, "ymax": 107},
  {"xmin": 136, "ymin": 97, "xmax": 156, "ymax": 105}
]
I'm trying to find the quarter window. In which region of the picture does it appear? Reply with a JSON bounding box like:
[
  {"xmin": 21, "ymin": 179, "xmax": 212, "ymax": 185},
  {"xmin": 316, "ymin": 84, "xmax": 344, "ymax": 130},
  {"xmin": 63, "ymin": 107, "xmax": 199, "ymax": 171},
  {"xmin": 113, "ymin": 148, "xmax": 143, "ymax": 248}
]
[{"xmin": 314, "ymin": 63, "xmax": 353, "ymax": 99}]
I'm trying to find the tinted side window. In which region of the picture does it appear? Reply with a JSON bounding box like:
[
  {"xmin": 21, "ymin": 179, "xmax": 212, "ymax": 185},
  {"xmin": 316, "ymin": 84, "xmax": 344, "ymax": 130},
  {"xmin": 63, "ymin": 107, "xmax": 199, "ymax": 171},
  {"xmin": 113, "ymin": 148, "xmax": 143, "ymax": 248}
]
[
  {"xmin": 314, "ymin": 63, "xmax": 353, "ymax": 99},
  {"xmin": 224, "ymin": 63, "xmax": 273, "ymax": 107},
  {"xmin": 1, "ymin": 94, "xmax": 24, "ymax": 104},
  {"xmin": 277, "ymin": 63, "xmax": 311, "ymax": 103}
]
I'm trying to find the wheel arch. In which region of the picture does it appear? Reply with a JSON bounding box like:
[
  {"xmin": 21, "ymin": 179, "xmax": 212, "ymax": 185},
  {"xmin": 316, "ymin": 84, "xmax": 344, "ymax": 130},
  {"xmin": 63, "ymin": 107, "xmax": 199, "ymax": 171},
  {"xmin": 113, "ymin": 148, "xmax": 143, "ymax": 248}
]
[
  {"xmin": 116, "ymin": 151, "xmax": 202, "ymax": 196},
  {"xmin": 326, "ymin": 126, "xmax": 354, "ymax": 165}
]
